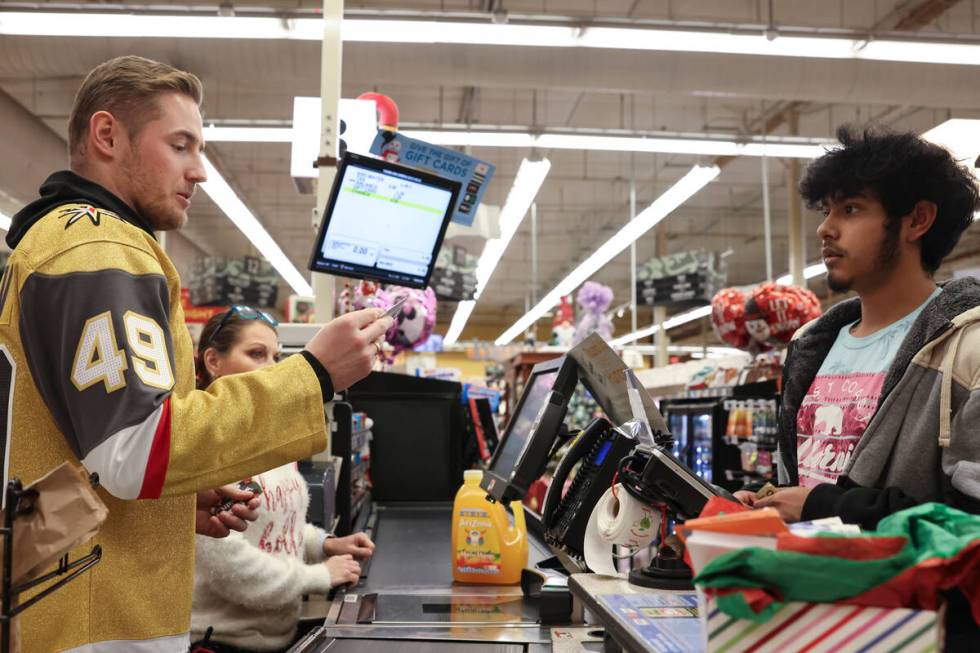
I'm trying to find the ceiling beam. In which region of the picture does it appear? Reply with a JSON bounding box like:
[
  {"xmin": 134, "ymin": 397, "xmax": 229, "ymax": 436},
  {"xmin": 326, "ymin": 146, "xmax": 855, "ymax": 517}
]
[{"xmin": 894, "ymin": 0, "xmax": 964, "ymax": 30}]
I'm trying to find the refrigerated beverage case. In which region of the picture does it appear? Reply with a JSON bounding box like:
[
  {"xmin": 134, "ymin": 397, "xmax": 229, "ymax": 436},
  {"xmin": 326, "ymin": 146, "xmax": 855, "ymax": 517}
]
[{"xmin": 452, "ymin": 470, "xmax": 527, "ymax": 584}]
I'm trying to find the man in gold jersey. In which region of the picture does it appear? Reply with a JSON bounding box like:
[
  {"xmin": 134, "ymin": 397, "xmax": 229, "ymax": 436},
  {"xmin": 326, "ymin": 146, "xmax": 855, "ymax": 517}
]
[{"xmin": 0, "ymin": 56, "xmax": 393, "ymax": 652}]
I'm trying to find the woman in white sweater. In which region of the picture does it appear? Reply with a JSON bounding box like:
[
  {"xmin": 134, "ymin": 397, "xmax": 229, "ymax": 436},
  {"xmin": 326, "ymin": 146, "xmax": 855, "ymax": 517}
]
[{"xmin": 190, "ymin": 307, "xmax": 374, "ymax": 653}]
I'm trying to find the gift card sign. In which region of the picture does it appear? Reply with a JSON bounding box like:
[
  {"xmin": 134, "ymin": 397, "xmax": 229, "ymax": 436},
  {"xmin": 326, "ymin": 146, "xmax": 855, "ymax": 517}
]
[{"xmin": 369, "ymin": 131, "xmax": 495, "ymax": 227}]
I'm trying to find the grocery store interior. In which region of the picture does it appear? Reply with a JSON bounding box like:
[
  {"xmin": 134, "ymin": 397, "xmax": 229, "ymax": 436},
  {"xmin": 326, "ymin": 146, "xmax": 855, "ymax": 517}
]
[{"xmin": 1, "ymin": 1, "xmax": 979, "ymax": 652}]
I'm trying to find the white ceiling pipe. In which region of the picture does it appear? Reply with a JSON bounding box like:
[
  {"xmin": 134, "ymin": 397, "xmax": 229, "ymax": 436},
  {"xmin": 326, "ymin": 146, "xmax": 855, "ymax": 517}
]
[{"xmin": 4, "ymin": 11, "xmax": 980, "ymax": 67}]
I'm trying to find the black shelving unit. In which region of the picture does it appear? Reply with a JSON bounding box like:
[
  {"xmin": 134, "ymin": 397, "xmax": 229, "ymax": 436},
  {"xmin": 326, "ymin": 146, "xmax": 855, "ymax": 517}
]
[
  {"xmin": 329, "ymin": 402, "xmax": 355, "ymax": 537},
  {"xmin": 327, "ymin": 402, "xmax": 374, "ymax": 537},
  {"xmin": 1, "ymin": 478, "xmax": 102, "ymax": 653}
]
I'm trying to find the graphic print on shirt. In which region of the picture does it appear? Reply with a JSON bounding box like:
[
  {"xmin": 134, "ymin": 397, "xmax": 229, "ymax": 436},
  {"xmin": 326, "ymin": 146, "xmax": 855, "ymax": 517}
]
[
  {"xmin": 796, "ymin": 372, "xmax": 885, "ymax": 488},
  {"xmin": 256, "ymin": 473, "xmax": 305, "ymax": 556}
]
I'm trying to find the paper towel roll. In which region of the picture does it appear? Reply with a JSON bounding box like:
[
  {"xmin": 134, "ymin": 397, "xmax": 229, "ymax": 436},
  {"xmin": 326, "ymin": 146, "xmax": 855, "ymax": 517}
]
[{"xmin": 583, "ymin": 484, "xmax": 660, "ymax": 576}]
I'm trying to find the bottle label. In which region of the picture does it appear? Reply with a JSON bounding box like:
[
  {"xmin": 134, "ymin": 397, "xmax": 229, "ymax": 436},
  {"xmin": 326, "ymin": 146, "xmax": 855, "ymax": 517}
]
[{"xmin": 454, "ymin": 508, "xmax": 501, "ymax": 575}]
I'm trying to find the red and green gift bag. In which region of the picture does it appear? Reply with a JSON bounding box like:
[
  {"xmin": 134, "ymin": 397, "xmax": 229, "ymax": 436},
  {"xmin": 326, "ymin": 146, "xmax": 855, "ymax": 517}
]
[{"xmin": 694, "ymin": 502, "xmax": 980, "ymax": 625}]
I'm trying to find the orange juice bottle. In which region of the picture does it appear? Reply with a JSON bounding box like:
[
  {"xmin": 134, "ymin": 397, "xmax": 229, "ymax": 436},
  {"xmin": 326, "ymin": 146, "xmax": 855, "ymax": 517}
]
[{"xmin": 452, "ymin": 470, "xmax": 527, "ymax": 584}]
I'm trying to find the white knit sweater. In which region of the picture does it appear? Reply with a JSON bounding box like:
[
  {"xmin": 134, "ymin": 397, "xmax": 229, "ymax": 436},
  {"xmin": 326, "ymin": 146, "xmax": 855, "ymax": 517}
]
[{"xmin": 191, "ymin": 463, "xmax": 331, "ymax": 651}]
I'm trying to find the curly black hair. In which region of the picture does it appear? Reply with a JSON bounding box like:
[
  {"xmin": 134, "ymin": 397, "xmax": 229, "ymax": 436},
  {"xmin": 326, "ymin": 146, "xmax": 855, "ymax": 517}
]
[{"xmin": 800, "ymin": 125, "xmax": 979, "ymax": 274}]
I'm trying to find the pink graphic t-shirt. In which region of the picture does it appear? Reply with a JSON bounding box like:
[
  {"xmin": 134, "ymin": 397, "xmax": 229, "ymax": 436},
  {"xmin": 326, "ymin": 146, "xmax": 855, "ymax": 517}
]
[{"xmin": 796, "ymin": 289, "xmax": 940, "ymax": 488}]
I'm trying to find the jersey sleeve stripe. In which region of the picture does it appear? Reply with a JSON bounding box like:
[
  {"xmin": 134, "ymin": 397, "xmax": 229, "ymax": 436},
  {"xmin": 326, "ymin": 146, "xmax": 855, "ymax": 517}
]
[
  {"xmin": 137, "ymin": 397, "xmax": 171, "ymax": 500},
  {"xmin": 81, "ymin": 401, "xmax": 168, "ymax": 500}
]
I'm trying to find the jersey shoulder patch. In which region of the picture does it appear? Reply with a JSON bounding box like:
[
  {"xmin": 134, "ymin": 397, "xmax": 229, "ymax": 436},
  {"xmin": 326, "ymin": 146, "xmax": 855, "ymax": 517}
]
[
  {"xmin": 55, "ymin": 204, "xmax": 121, "ymax": 230},
  {"xmin": 18, "ymin": 203, "xmax": 155, "ymax": 270}
]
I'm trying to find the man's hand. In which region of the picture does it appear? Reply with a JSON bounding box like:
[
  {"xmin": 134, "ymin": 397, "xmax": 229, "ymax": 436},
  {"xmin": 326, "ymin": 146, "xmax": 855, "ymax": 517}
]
[
  {"xmin": 195, "ymin": 485, "xmax": 261, "ymax": 539},
  {"xmin": 753, "ymin": 486, "xmax": 812, "ymax": 523},
  {"xmin": 733, "ymin": 490, "xmax": 758, "ymax": 508},
  {"xmin": 324, "ymin": 532, "xmax": 375, "ymax": 560},
  {"xmin": 325, "ymin": 554, "xmax": 361, "ymax": 587},
  {"xmin": 305, "ymin": 309, "xmax": 395, "ymax": 392}
]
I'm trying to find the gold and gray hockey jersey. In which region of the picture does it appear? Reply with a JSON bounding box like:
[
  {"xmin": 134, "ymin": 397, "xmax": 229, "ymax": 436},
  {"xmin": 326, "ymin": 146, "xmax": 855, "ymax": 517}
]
[{"xmin": 0, "ymin": 171, "xmax": 328, "ymax": 653}]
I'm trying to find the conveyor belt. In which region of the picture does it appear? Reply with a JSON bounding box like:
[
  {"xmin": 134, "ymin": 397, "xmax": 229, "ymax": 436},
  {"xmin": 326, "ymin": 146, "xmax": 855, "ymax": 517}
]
[
  {"xmin": 366, "ymin": 504, "xmax": 455, "ymax": 589},
  {"xmin": 365, "ymin": 503, "xmax": 553, "ymax": 592}
]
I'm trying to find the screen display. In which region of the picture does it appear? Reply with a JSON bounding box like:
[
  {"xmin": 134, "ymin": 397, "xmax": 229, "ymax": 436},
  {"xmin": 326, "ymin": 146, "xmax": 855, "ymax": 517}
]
[
  {"xmin": 311, "ymin": 157, "xmax": 457, "ymax": 287},
  {"xmin": 491, "ymin": 371, "xmax": 559, "ymax": 477}
]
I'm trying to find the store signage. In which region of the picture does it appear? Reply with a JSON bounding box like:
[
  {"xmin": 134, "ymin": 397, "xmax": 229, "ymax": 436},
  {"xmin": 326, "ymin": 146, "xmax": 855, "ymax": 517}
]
[
  {"xmin": 637, "ymin": 249, "xmax": 725, "ymax": 310},
  {"xmin": 187, "ymin": 255, "xmax": 279, "ymax": 309},
  {"xmin": 369, "ymin": 131, "xmax": 495, "ymax": 227},
  {"xmin": 431, "ymin": 245, "xmax": 478, "ymax": 301}
]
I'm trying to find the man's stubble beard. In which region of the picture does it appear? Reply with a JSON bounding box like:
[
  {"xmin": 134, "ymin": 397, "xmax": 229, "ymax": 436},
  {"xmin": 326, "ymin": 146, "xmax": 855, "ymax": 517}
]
[
  {"xmin": 123, "ymin": 146, "xmax": 186, "ymax": 232},
  {"xmin": 826, "ymin": 222, "xmax": 902, "ymax": 294}
]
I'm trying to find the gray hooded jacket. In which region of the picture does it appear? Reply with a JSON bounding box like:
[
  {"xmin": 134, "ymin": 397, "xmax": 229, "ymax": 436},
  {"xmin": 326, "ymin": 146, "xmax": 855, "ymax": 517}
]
[{"xmin": 777, "ymin": 277, "xmax": 980, "ymax": 529}]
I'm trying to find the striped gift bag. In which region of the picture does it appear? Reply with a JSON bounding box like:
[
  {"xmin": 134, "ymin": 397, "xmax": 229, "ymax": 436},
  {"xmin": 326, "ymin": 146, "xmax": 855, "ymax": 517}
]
[{"xmin": 700, "ymin": 595, "xmax": 940, "ymax": 653}]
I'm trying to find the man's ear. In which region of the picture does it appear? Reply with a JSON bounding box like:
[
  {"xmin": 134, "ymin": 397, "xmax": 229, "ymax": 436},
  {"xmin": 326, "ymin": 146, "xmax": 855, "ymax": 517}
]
[
  {"xmin": 88, "ymin": 110, "xmax": 123, "ymax": 160},
  {"xmin": 906, "ymin": 200, "xmax": 938, "ymax": 243}
]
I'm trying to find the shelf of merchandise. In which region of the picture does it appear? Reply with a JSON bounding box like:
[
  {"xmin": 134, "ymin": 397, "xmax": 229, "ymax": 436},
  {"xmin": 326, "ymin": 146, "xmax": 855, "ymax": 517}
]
[{"xmin": 329, "ymin": 404, "xmax": 373, "ymax": 537}]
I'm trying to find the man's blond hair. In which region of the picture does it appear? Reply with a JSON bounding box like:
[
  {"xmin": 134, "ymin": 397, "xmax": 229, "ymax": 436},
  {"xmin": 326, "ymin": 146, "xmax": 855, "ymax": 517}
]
[{"xmin": 69, "ymin": 55, "xmax": 203, "ymax": 164}]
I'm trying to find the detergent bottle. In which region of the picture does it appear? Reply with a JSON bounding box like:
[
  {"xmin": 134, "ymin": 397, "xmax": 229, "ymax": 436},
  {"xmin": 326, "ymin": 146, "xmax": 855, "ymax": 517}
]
[{"xmin": 452, "ymin": 470, "xmax": 528, "ymax": 584}]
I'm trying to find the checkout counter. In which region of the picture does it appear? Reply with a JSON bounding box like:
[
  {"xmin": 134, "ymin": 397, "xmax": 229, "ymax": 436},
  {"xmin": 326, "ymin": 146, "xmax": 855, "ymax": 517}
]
[
  {"xmin": 289, "ymin": 503, "xmax": 566, "ymax": 652},
  {"xmin": 286, "ymin": 334, "xmax": 724, "ymax": 653}
]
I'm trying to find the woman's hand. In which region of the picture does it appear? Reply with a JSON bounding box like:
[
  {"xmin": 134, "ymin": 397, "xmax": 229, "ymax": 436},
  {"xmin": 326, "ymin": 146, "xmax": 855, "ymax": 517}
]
[
  {"xmin": 324, "ymin": 532, "xmax": 375, "ymax": 560},
  {"xmin": 325, "ymin": 554, "xmax": 361, "ymax": 587}
]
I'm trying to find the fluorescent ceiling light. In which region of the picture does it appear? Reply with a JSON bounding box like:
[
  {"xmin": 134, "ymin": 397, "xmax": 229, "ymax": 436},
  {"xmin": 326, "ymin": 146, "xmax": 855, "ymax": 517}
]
[
  {"xmin": 3, "ymin": 12, "xmax": 979, "ymax": 66},
  {"xmin": 203, "ymin": 126, "xmax": 293, "ymax": 143},
  {"xmin": 923, "ymin": 118, "xmax": 980, "ymax": 175},
  {"xmin": 0, "ymin": 12, "xmax": 325, "ymax": 40},
  {"xmin": 776, "ymin": 262, "xmax": 828, "ymax": 286},
  {"xmin": 203, "ymin": 125, "xmax": 830, "ymax": 159},
  {"xmin": 406, "ymin": 130, "xmax": 828, "ymax": 159},
  {"xmin": 495, "ymin": 164, "xmax": 719, "ymax": 346},
  {"xmin": 922, "ymin": 119, "xmax": 980, "ymax": 222},
  {"xmin": 922, "ymin": 119, "xmax": 980, "ymax": 168},
  {"xmin": 443, "ymin": 300, "xmax": 476, "ymax": 346},
  {"xmin": 857, "ymin": 40, "xmax": 980, "ymax": 67},
  {"xmin": 611, "ymin": 262, "xmax": 828, "ymax": 346},
  {"xmin": 407, "ymin": 130, "xmax": 536, "ymax": 149},
  {"xmin": 0, "ymin": 212, "xmax": 10, "ymax": 232},
  {"xmin": 609, "ymin": 305, "xmax": 714, "ymax": 346},
  {"xmin": 444, "ymin": 158, "xmax": 551, "ymax": 346},
  {"xmin": 621, "ymin": 344, "xmax": 748, "ymax": 357},
  {"xmin": 608, "ymin": 304, "xmax": 713, "ymax": 345},
  {"xmin": 346, "ymin": 19, "xmax": 980, "ymax": 67},
  {"xmin": 200, "ymin": 157, "xmax": 313, "ymax": 296}
]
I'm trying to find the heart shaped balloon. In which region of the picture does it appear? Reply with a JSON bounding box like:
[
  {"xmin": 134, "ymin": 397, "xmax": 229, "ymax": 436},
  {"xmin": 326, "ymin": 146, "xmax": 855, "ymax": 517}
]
[
  {"xmin": 743, "ymin": 283, "xmax": 822, "ymax": 347},
  {"xmin": 711, "ymin": 287, "xmax": 753, "ymax": 350}
]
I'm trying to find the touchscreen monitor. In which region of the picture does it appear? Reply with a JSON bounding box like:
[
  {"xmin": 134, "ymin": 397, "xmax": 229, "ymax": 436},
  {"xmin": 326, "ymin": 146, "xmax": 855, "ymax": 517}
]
[
  {"xmin": 308, "ymin": 152, "xmax": 461, "ymax": 288},
  {"xmin": 483, "ymin": 356, "xmax": 578, "ymax": 503},
  {"xmin": 489, "ymin": 370, "xmax": 559, "ymax": 478}
]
